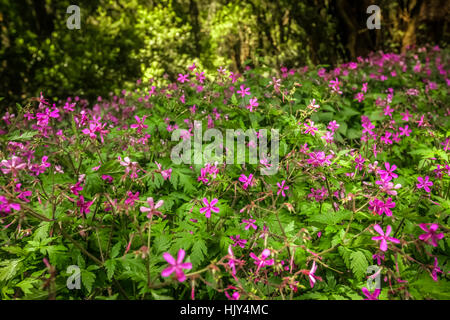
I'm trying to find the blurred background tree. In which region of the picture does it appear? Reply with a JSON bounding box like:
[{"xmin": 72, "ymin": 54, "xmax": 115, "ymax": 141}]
[{"xmin": 0, "ymin": 0, "xmax": 448, "ymax": 105}]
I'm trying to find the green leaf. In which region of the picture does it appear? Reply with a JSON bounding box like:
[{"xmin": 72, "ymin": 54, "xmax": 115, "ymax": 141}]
[
  {"xmin": 350, "ymin": 251, "xmax": 368, "ymax": 281},
  {"xmin": 1, "ymin": 246, "xmax": 27, "ymax": 256},
  {"xmin": 81, "ymin": 270, "xmax": 96, "ymax": 293},
  {"xmin": 16, "ymin": 279, "xmax": 38, "ymax": 295},
  {"xmin": 191, "ymin": 239, "xmax": 207, "ymax": 268},
  {"xmin": 110, "ymin": 242, "xmax": 122, "ymax": 259},
  {"xmin": 6, "ymin": 131, "xmax": 38, "ymax": 142},
  {"xmin": 338, "ymin": 247, "xmax": 352, "ymax": 269},
  {"xmin": 308, "ymin": 209, "xmax": 352, "ymax": 225},
  {"xmin": 104, "ymin": 260, "xmax": 116, "ymax": 280},
  {"xmin": 0, "ymin": 259, "xmax": 22, "ymax": 281}
]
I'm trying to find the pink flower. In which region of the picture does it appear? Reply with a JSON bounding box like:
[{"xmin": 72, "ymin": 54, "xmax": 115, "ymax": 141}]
[
  {"xmin": 399, "ymin": 125, "xmax": 411, "ymax": 137},
  {"xmin": 120, "ymin": 157, "xmax": 139, "ymax": 179},
  {"xmin": 124, "ymin": 191, "xmax": 139, "ymax": 207},
  {"xmin": 70, "ymin": 181, "xmax": 83, "ymax": 196},
  {"xmin": 199, "ymin": 198, "xmax": 219, "ymax": 218},
  {"xmin": 226, "ymin": 245, "xmax": 243, "ymax": 276},
  {"xmin": 76, "ymin": 196, "xmax": 93, "ymax": 217},
  {"xmin": 383, "ymin": 105, "xmax": 394, "ymax": 117},
  {"xmin": 101, "ymin": 175, "xmax": 113, "ymax": 183},
  {"xmin": 140, "ymin": 197, "xmax": 164, "ymax": 218},
  {"xmin": 249, "ymin": 249, "xmax": 274, "ymax": 272},
  {"xmin": 241, "ymin": 218, "xmax": 257, "ymax": 230},
  {"xmin": 246, "ymin": 97, "xmax": 258, "ymax": 111},
  {"xmin": 155, "ymin": 161, "xmax": 172, "ymax": 180},
  {"xmin": 161, "ymin": 249, "xmax": 192, "ymax": 282},
  {"xmin": 1, "ymin": 156, "xmax": 27, "ymax": 176},
  {"xmin": 417, "ymin": 176, "xmax": 433, "ymax": 192},
  {"xmin": 225, "ymin": 290, "xmax": 240, "ymax": 300},
  {"xmin": 372, "ymin": 253, "xmax": 385, "ymax": 265},
  {"xmin": 327, "ymin": 120, "xmax": 340, "ymax": 132},
  {"xmin": 303, "ymin": 121, "xmax": 318, "ymax": 136},
  {"xmin": 431, "ymin": 257, "xmax": 443, "ymax": 281},
  {"xmin": 15, "ymin": 184, "xmax": 32, "ymax": 202},
  {"xmin": 238, "ymin": 174, "xmax": 254, "ymax": 190},
  {"xmin": 230, "ymin": 235, "xmax": 247, "ymax": 248},
  {"xmin": 400, "ymin": 110, "xmax": 412, "ymax": 121},
  {"xmin": 237, "ymin": 85, "xmax": 251, "ymax": 98},
  {"xmin": 177, "ymin": 74, "xmax": 189, "ymax": 83},
  {"xmin": 277, "ymin": 180, "xmax": 289, "ymax": 197},
  {"xmin": 418, "ymin": 223, "xmax": 444, "ymax": 247},
  {"xmin": 354, "ymin": 155, "xmax": 365, "ymax": 171},
  {"xmin": 371, "ymin": 224, "xmax": 400, "ymax": 252},
  {"xmin": 308, "ymin": 261, "xmax": 323, "ymax": 288},
  {"xmin": 361, "ymin": 287, "xmax": 381, "ymax": 300},
  {"xmin": 161, "ymin": 168, "xmax": 172, "ymax": 180},
  {"xmin": 0, "ymin": 196, "xmax": 21, "ymax": 216},
  {"xmin": 378, "ymin": 162, "xmax": 398, "ymax": 180},
  {"xmin": 130, "ymin": 115, "xmax": 148, "ymax": 134}
]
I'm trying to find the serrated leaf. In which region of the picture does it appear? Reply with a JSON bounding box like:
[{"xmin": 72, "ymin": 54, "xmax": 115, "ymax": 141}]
[
  {"xmin": 350, "ymin": 251, "xmax": 368, "ymax": 281},
  {"xmin": 338, "ymin": 246, "xmax": 352, "ymax": 269},
  {"xmin": 191, "ymin": 239, "xmax": 207, "ymax": 268},
  {"xmin": 81, "ymin": 270, "xmax": 96, "ymax": 293},
  {"xmin": 0, "ymin": 259, "xmax": 22, "ymax": 281},
  {"xmin": 104, "ymin": 259, "xmax": 116, "ymax": 280},
  {"xmin": 110, "ymin": 242, "xmax": 122, "ymax": 259},
  {"xmin": 1, "ymin": 246, "xmax": 27, "ymax": 256}
]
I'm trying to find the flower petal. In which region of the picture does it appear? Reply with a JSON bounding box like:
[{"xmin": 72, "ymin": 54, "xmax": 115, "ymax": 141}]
[
  {"xmin": 177, "ymin": 249, "xmax": 186, "ymax": 264},
  {"xmin": 163, "ymin": 252, "xmax": 176, "ymax": 265},
  {"xmin": 161, "ymin": 266, "xmax": 175, "ymax": 277}
]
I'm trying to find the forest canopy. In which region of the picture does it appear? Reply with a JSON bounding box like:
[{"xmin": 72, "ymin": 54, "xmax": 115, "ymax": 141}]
[{"xmin": 0, "ymin": 0, "xmax": 448, "ymax": 104}]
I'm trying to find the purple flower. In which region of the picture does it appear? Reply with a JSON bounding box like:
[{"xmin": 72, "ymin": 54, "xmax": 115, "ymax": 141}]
[
  {"xmin": 246, "ymin": 97, "xmax": 258, "ymax": 112},
  {"xmin": 431, "ymin": 257, "xmax": 443, "ymax": 281},
  {"xmin": 417, "ymin": 176, "xmax": 433, "ymax": 192},
  {"xmin": 1, "ymin": 156, "xmax": 27, "ymax": 176},
  {"xmin": 354, "ymin": 155, "xmax": 366, "ymax": 171},
  {"xmin": 177, "ymin": 74, "xmax": 189, "ymax": 83},
  {"xmin": 277, "ymin": 180, "xmax": 289, "ymax": 197},
  {"xmin": 76, "ymin": 195, "xmax": 93, "ymax": 217},
  {"xmin": 161, "ymin": 249, "xmax": 192, "ymax": 282},
  {"xmin": 378, "ymin": 162, "xmax": 398, "ymax": 180},
  {"xmin": 239, "ymin": 173, "xmax": 254, "ymax": 190},
  {"xmin": 372, "ymin": 253, "xmax": 385, "ymax": 265},
  {"xmin": 199, "ymin": 198, "xmax": 219, "ymax": 218},
  {"xmin": 101, "ymin": 175, "xmax": 113, "ymax": 183},
  {"xmin": 140, "ymin": 197, "xmax": 164, "ymax": 218},
  {"xmin": 124, "ymin": 191, "xmax": 139, "ymax": 207},
  {"xmin": 303, "ymin": 121, "xmax": 318, "ymax": 136},
  {"xmin": 327, "ymin": 120, "xmax": 340, "ymax": 132},
  {"xmin": 308, "ymin": 261, "xmax": 323, "ymax": 288},
  {"xmin": 230, "ymin": 235, "xmax": 247, "ymax": 248},
  {"xmin": 242, "ymin": 218, "xmax": 257, "ymax": 230},
  {"xmin": 0, "ymin": 196, "xmax": 21, "ymax": 216},
  {"xmin": 237, "ymin": 85, "xmax": 251, "ymax": 98},
  {"xmin": 249, "ymin": 249, "xmax": 274, "ymax": 272},
  {"xmin": 227, "ymin": 245, "xmax": 242, "ymax": 276},
  {"xmin": 418, "ymin": 223, "xmax": 444, "ymax": 247},
  {"xmin": 130, "ymin": 115, "xmax": 148, "ymax": 134},
  {"xmin": 399, "ymin": 125, "xmax": 412, "ymax": 137},
  {"xmin": 70, "ymin": 181, "xmax": 83, "ymax": 196},
  {"xmin": 361, "ymin": 287, "xmax": 381, "ymax": 300},
  {"xmin": 371, "ymin": 224, "xmax": 400, "ymax": 251}
]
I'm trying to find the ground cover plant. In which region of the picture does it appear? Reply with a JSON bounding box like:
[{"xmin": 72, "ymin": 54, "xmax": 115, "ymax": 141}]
[{"xmin": 0, "ymin": 45, "xmax": 449, "ymax": 300}]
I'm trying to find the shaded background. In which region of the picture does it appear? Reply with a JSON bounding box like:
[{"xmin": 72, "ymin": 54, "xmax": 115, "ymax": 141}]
[{"xmin": 0, "ymin": 0, "xmax": 448, "ymax": 105}]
